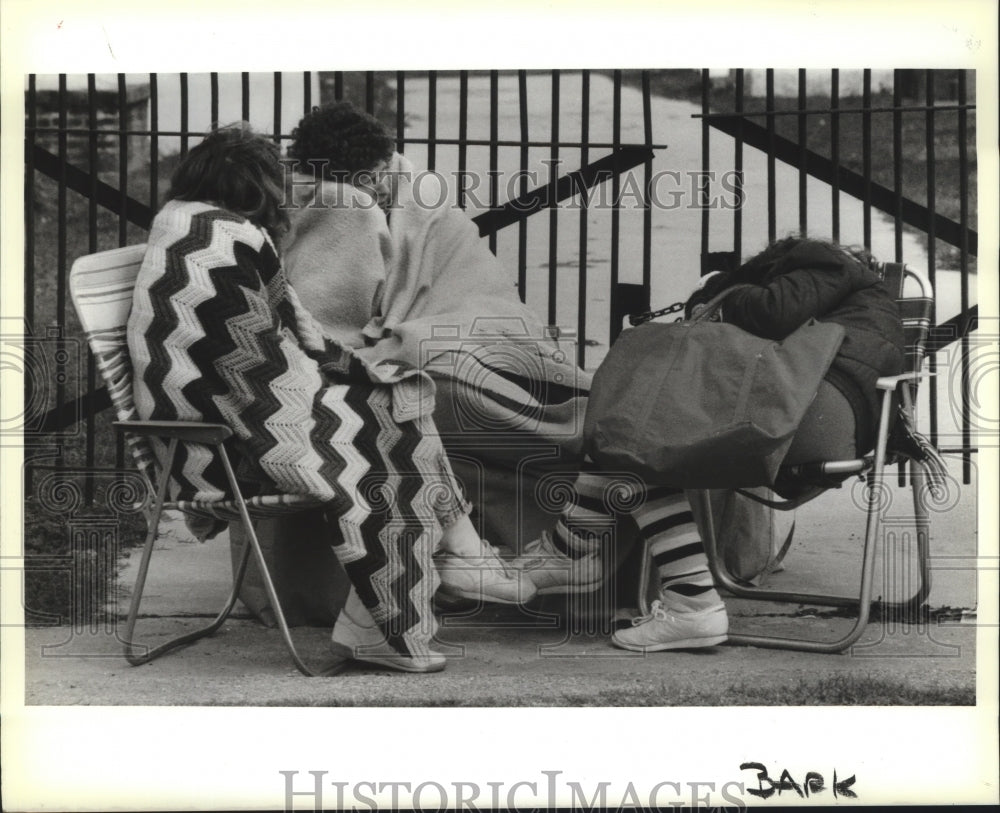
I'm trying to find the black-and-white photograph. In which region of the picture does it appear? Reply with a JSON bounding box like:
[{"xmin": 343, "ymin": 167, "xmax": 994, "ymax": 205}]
[{"xmin": 2, "ymin": 1, "xmax": 997, "ymax": 810}]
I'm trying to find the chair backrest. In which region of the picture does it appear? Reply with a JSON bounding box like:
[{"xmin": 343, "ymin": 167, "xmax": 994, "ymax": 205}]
[
  {"xmin": 879, "ymin": 262, "xmax": 934, "ymax": 377},
  {"xmin": 69, "ymin": 244, "xmax": 156, "ymax": 477}
]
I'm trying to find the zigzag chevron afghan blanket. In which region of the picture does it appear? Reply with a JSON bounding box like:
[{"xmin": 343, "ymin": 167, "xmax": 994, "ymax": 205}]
[{"xmin": 128, "ymin": 199, "xmax": 469, "ymax": 653}]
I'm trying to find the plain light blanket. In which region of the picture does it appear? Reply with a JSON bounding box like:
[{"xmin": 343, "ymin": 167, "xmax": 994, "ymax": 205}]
[{"xmin": 283, "ymin": 153, "xmax": 591, "ymax": 464}]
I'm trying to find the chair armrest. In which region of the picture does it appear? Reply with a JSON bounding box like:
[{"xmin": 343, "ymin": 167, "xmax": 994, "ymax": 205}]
[
  {"xmin": 876, "ymin": 371, "xmax": 935, "ymax": 391},
  {"xmin": 113, "ymin": 420, "xmax": 233, "ymax": 444}
]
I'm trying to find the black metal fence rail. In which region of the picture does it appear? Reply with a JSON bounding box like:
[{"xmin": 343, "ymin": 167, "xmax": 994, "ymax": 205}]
[{"xmin": 697, "ymin": 68, "xmax": 978, "ymax": 481}]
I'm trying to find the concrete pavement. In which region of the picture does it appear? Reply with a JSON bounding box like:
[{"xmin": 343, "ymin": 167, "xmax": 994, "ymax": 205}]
[{"xmin": 24, "ymin": 461, "xmax": 980, "ymax": 706}]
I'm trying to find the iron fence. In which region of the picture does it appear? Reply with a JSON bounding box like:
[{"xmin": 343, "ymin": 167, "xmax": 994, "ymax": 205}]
[{"xmin": 21, "ymin": 68, "xmax": 978, "ymax": 507}]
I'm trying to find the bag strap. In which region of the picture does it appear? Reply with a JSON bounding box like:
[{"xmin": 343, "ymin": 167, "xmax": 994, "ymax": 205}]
[{"xmin": 688, "ymin": 283, "xmax": 756, "ymax": 323}]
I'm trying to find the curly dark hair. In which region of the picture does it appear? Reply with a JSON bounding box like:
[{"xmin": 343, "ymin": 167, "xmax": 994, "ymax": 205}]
[
  {"xmin": 683, "ymin": 236, "xmax": 879, "ymax": 318},
  {"xmin": 288, "ymin": 102, "xmax": 395, "ymax": 180},
  {"xmin": 168, "ymin": 123, "xmax": 288, "ymax": 240}
]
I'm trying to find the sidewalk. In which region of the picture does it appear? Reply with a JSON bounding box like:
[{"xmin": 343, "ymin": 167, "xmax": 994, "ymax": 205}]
[{"xmin": 24, "ymin": 466, "xmax": 979, "ymax": 706}]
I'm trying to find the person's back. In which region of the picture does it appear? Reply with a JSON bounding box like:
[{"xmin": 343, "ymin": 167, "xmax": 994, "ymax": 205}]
[{"xmin": 686, "ymin": 237, "xmax": 905, "ymax": 461}]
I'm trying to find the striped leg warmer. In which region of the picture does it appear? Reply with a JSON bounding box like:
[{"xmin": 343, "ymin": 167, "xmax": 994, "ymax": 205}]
[
  {"xmin": 632, "ymin": 487, "xmax": 722, "ymax": 612},
  {"xmin": 549, "ymin": 471, "xmax": 619, "ymax": 559}
]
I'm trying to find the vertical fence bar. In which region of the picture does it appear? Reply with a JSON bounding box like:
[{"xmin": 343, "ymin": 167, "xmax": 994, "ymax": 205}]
[
  {"xmin": 457, "ymin": 71, "xmax": 468, "ymax": 211},
  {"xmin": 892, "ymin": 70, "xmax": 905, "ymax": 484},
  {"xmin": 700, "ymin": 69, "xmax": 710, "ymax": 268},
  {"xmin": 51, "ymin": 74, "xmax": 69, "ymax": 489},
  {"xmin": 957, "ymin": 70, "xmax": 971, "ymax": 483},
  {"xmin": 86, "ymin": 76, "xmax": 100, "ymax": 503},
  {"xmin": 548, "ymin": 69, "xmax": 561, "ymax": 326},
  {"xmin": 210, "ymin": 73, "xmax": 219, "ymax": 128},
  {"xmin": 396, "ymin": 71, "xmax": 406, "ymax": 152},
  {"xmin": 488, "ymin": 70, "xmax": 499, "ymax": 255},
  {"xmin": 116, "ymin": 74, "xmax": 129, "ymax": 474},
  {"xmin": 25, "ymin": 75, "xmax": 36, "ymax": 335},
  {"xmin": 609, "ymin": 69, "xmax": 621, "ymax": 341},
  {"xmin": 924, "ymin": 69, "xmax": 939, "ymax": 446},
  {"xmin": 861, "ymin": 69, "xmax": 872, "ymax": 250},
  {"xmin": 117, "ymin": 74, "xmax": 128, "ymax": 247},
  {"xmin": 88, "ymin": 80, "xmax": 99, "ymax": 290},
  {"xmin": 892, "ymin": 70, "xmax": 904, "ymax": 263},
  {"xmin": 303, "ymin": 71, "xmax": 312, "ymax": 114},
  {"xmin": 56, "ymin": 75, "xmax": 68, "ymax": 439},
  {"xmin": 180, "ymin": 73, "xmax": 189, "ymax": 156},
  {"xmin": 150, "ymin": 73, "xmax": 159, "ymax": 210},
  {"xmin": 766, "ymin": 69, "xmax": 776, "ymax": 244},
  {"xmin": 241, "ymin": 72, "xmax": 250, "ymax": 121},
  {"xmin": 830, "ymin": 69, "xmax": 840, "ymax": 242},
  {"xmin": 334, "ymin": 72, "xmax": 344, "ymax": 101},
  {"xmin": 797, "ymin": 68, "xmax": 807, "ymax": 236},
  {"xmin": 641, "ymin": 70, "xmax": 653, "ymax": 296},
  {"xmin": 272, "ymin": 72, "xmax": 282, "ymax": 143},
  {"xmin": 427, "ymin": 70, "xmax": 437, "ymax": 172},
  {"xmin": 24, "ymin": 76, "xmax": 37, "ymax": 496},
  {"xmin": 365, "ymin": 72, "xmax": 375, "ymax": 113},
  {"xmin": 577, "ymin": 69, "xmax": 590, "ymax": 366},
  {"xmin": 517, "ymin": 70, "xmax": 529, "ymax": 303},
  {"xmin": 733, "ymin": 69, "xmax": 743, "ymax": 260}
]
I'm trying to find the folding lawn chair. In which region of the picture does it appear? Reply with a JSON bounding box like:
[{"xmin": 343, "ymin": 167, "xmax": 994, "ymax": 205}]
[
  {"xmin": 70, "ymin": 244, "xmax": 343, "ymax": 676},
  {"xmin": 636, "ymin": 262, "xmax": 948, "ymax": 652}
]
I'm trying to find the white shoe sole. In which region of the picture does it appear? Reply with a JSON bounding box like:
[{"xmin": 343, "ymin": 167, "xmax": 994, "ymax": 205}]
[
  {"xmin": 611, "ymin": 633, "xmax": 728, "ymax": 652},
  {"xmin": 534, "ymin": 580, "xmax": 604, "ymax": 596},
  {"xmin": 330, "ymin": 641, "xmax": 446, "ymax": 673},
  {"xmin": 436, "ymin": 585, "xmax": 529, "ymax": 605}
]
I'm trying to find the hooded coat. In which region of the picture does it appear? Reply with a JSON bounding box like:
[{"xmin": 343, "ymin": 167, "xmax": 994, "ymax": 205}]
[{"xmin": 719, "ymin": 240, "xmax": 905, "ymax": 452}]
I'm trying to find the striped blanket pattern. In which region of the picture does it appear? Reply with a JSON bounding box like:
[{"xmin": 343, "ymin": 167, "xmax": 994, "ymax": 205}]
[{"xmin": 126, "ymin": 199, "xmax": 471, "ymax": 654}]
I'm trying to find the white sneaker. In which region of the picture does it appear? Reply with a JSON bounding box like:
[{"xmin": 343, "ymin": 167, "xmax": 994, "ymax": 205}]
[
  {"xmin": 330, "ymin": 590, "xmax": 446, "ymax": 673},
  {"xmin": 512, "ymin": 531, "xmax": 603, "ymax": 595},
  {"xmin": 436, "ymin": 541, "xmax": 538, "ymax": 605},
  {"xmin": 611, "ymin": 600, "xmax": 728, "ymax": 652}
]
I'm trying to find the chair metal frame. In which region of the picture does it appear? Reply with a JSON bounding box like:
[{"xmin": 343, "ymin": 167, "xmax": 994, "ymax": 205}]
[
  {"xmin": 637, "ymin": 263, "xmax": 942, "ymax": 653},
  {"xmin": 70, "ymin": 244, "xmax": 343, "ymax": 676}
]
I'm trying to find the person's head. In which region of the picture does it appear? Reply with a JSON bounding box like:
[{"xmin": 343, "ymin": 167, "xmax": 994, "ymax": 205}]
[
  {"xmin": 168, "ymin": 123, "xmax": 288, "ymax": 240},
  {"xmin": 288, "ymin": 102, "xmax": 395, "ymax": 206},
  {"xmin": 737, "ymin": 236, "xmax": 878, "ymax": 283}
]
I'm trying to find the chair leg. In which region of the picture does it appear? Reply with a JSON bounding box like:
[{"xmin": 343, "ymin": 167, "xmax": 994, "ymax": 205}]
[
  {"xmin": 216, "ymin": 447, "xmax": 346, "ymax": 677},
  {"xmin": 123, "ymin": 438, "xmax": 247, "ymax": 666},
  {"xmin": 881, "ymin": 460, "xmax": 932, "ymax": 613},
  {"xmin": 697, "ymin": 392, "xmax": 900, "ymax": 653},
  {"xmin": 719, "ymin": 471, "xmax": 882, "ymax": 653}
]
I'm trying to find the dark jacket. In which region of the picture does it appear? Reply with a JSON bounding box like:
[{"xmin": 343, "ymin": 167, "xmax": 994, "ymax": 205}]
[{"xmin": 720, "ymin": 241, "xmax": 905, "ymax": 452}]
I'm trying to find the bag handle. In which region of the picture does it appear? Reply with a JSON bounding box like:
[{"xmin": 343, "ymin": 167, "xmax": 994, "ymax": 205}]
[{"xmin": 688, "ymin": 283, "xmax": 756, "ymax": 323}]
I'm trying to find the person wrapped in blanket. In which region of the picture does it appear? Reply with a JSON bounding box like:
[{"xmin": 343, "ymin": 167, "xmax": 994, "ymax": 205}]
[
  {"xmin": 282, "ymin": 102, "xmax": 605, "ymax": 604},
  {"xmin": 126, "ymin": 124, "xmax": 538, "ymax": 674}
]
